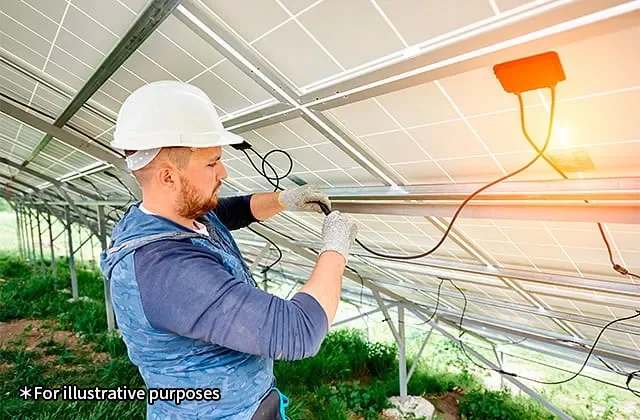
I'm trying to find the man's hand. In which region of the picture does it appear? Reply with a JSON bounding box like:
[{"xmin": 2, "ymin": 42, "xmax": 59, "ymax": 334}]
[
  {"xmin": 319, "ymin": 211, "xmax": 358, "ymax": 264},
  {"xmin": 278, "ymin": 184, "xmax": 331, "ymax": 214}
]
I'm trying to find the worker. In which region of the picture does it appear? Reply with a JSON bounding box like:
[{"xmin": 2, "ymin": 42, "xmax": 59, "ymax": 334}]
[{"xmin": 99, "ymin": 80, "xmax": 358, "ymax": 419}]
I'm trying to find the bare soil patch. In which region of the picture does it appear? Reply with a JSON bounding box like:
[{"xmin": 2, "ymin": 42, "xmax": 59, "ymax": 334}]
[{"xmin": 0, "ymin": 319, "xmax": 110, "ymax": 364}]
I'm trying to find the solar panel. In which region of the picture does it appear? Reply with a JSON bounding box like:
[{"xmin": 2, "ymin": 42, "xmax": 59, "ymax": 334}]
[{"xmin": 1, "ymin": 0, "xmax": 638, "ymax": 397}]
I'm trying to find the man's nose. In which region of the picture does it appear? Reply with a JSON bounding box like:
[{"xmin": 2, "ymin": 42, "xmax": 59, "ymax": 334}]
[{"xmin": 218, "ymin": 161, "xmax": 228, "ymax": 180}]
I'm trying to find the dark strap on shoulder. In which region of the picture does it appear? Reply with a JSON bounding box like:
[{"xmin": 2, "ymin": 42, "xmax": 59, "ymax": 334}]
[{"xmin": 106, "ymin": 232, "xmax": 204, "ymax": 256}]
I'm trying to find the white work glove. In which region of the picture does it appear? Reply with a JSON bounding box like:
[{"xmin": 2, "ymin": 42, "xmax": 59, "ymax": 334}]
[
  {"xmin": 278, "ymin": 184, "xmax": 331, "ymax": 214},
  {"xmin": 319, "ymin": 211, "xmax": 358, "ymax": 263}
]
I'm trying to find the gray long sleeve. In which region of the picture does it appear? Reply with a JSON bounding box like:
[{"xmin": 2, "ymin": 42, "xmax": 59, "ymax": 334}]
[{"xmin": 134, "ymin": 239, "xmax": 328, "ymax": 361}]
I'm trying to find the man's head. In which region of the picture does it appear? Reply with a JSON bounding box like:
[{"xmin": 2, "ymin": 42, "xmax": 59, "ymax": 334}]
[
  {"xmin": 112, "ymin": 80, "xmax": 244, "ymax": 222},
  {"xmin": 126, "ymin": 146, "xmax": 228, "ymax": 220}
]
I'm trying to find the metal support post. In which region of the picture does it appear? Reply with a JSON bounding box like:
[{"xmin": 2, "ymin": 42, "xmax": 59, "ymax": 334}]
[
  {"xmin": 493, "ymin": 346, "xmax": 504, "ymax": 389},
  {"xmin": 410, "ymin": 310, "xmax": 573, "ymax": 420},
  {"xmin": 36, "ymin": 209, "xmax": 45, "ymax": 273},
  {"xmin": 65, "ymin": 206, "xmax": 79, "ymax": 300},
  {"xmin": 14, "ymin": 204, "xmax": 23, "ymax": 258},
  {"xmin": 77, "ymin": 225, "xmax": 84, "ymax": 262},
  {"xmin": 398, "ymin": 304, "xmax": 408, "ymax": 399},
  {"xmin": 373, "ymin": 291, "xmax": 401, "ymax": 344},
  {"xmin": 407, "ymin": 327, "xmax": 433, "ymax": 383},
  {"xmin": 47, "ymin": 211, "xmax": 56, "ymax": 281},
  {"xmin": 98, "ymin": 206, "xmax": 115, "ymax": 331},
  {"xmin": 20, "ymin": 206, "xmax": 29, "ymax": 261},
  {"xmin": 27, "ymin": 207, "xmax": 36, "ymax": 264},
  {"xmin": 500, "ymin": 352, "xmax": 505, "ymax": 388},
  {"xmin": 23, "ymin": 206, "xmax": 32, "ymax": 262},
  {"xmin": 90, "ymin": 235, "xmax": 95, "ymax": 263},
  {"xmin": 249, "ymin": 243, "xmax": 270, "ymax": 272}
]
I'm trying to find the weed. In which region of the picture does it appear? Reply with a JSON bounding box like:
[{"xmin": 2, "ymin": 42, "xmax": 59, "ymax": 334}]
[
  {"xmin": 1, "ymin": 252, "xmax": 617, "ymax": 419},
  {"xmin": 459, "ymin": 388, "xmax": 555, "ymax": 420}
]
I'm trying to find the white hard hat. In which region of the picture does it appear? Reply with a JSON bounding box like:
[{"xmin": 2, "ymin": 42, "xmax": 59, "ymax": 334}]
[{"xmin": 112, "ymin": 80, "xmax": 244, "ymax": 170}]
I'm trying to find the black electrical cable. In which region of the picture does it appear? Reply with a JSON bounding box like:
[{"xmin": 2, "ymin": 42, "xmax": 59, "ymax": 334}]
[
  {"xmin": 348, "ymin": 86, "xmax": 557, "ymax": 260},
  {"xmin": 247, "ymin": 225, "xmax": 283, "ymax": 274},
  {"xmin": 235, "ymin": 81, "xmax": 639, "ymax": 396},
  {"xmin": 250, "ymin": 220, "xmax": 367, "ymax": 306},
  {"xmin": 102, "ymin": 171, "xmax": 136, "ymax": 222},
  {"xmin": 510, "ymin": 94, "xmax": 639, "ymax": 281},
  {"xmin": 598, "ymin": 223, "xmax": 640, "ymax": 279},
  {"xmin": 446, "ymin": 277, "xmax": 640, "ymax": 393},
  {"xmin": 473, "ymin": 345, "xmax": 638, "ymax": 393},
  {"xmin": 78, "ymin": 177, "xmax": 105, "ymax": 199},
  {"xmin": 626, "ymin": 370, "xmax": 640, "ymax": 398},
  {"xmin": 416, "ymin": 279, "xmax": 445, "ymax": 326},
  {"xmin": 241, "ymin": 148, "xmax": 293, "ymax": 192}
]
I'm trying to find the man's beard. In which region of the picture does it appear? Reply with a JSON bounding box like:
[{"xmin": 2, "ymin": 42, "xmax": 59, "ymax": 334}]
[{"xmin": 175, "ymin": 174, "xmax": 219, "ymax": 220}]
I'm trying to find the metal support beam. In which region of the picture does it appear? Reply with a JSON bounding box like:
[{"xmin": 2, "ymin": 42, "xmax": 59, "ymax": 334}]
[
  {"xmin": 331, "ymin": 305, "xmax": 392, "ymax": 328},
  {"xmin": 249, "ymin": 243, "xmax": 271, "ymax": 272},
  {"xmin": 0, "ymin": 53, "xmax": 116, "ymax": 123},
  {"xmin": 373, "ymin": 291, "xmax": 401, "ymax": 344},
  {"xmin": 270, "ymin": 237, "xmax": 639, "ymax": 297},
  {"xmin": 176, "ymin": 0, "xmax": 400, "ymax": 187},
  {"xmin": 29, "ymin": 199, "xmax": 132, "ymax": 206},
  {"xmin": 0, "ymin": 172, "xmax": 36, "ymax": 194},
  {"xmin": 56, "ymin": 186, "xmax": 99, "ymax": 236},
  {"xmin": 333, "ymin": 201, "xmax": 640, "ymax": 224},
  {"xmin": 303, "ymin": 0, "xmax": 636, "ymax": 110},
  {"xmin": 73, "ymin": 234, "xmax": 93, "ymax": 257},
  {"xmin": 98, "ymin": 205, "xmax": 115, "ymax": 332},
  {"xmin": 370, "ymin": 258, "xmax": 640, "ymax": 297},
  {"xmin": 177, "ymin": 1, "xmax": 639, "ymax": 138},
  {"xmin": 0, "ymin": 155, "xmax": 101, "ymax": 201},
  {"xmin": 53, "ymin": 226, "xmax": 66, "ymax": 242},
  {"xmin": 434, "ymin": 312, "xmax": 640, "ymax": 368},
  {"xmin": 322, "ymin": 177, "xmax": 640, "ymax": 202},
  {"xmin": 412, "ymin": 311, "xmax": 573, "ymax": 420},
  {"xmin": 21, "ymin": 0, "xmax": 182, "ymax": 166},
  {"xmin": 240, "ymin": 242, "xmax": 640, "ymax": 341},
  {"xmin": 0, "ymin": 182, "xmax": 26, "ymax": 198},
  {"xmin": 360, "ymin": 271, "xmax": 640, "ymax": 335},
  {"xmin": 407, "ymin": 327, "xmax": 433, "ymax": 383},
  {"xmin": 65, "ymin": 206, "xmax": 78, "ymax": 300},
  {"xmin": 0, "ymin": 97, "xmax": 142, "ymax": 198},
  {"xmin": 494, "ymin": 341, "xmax": 625, "ymax": 377}
]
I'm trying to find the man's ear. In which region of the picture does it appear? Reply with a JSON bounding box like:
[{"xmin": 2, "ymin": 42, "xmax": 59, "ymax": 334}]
[{"xmin": 156, "ymin": 164, "xmax": 178, "ymax": 190}]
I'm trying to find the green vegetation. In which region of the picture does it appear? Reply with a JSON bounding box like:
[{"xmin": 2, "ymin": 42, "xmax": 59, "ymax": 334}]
[{"xmin": 0, "ymin": 215, "xmax": 637, "ymax": 419}]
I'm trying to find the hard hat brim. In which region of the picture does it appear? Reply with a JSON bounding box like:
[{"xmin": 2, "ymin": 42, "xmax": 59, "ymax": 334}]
[
  {"xmin": 111, "ymin": 129, "xmax": 245, "ymax": 151},
  {"xmin": 221, "ymin": 130, "xmax": 245, "ymax": 146}
]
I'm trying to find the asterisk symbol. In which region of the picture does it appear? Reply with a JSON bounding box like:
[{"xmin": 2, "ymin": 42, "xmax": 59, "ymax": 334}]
[{"xmin": 19, "ymin": 387, "xmax": 32, "ymax": 400}]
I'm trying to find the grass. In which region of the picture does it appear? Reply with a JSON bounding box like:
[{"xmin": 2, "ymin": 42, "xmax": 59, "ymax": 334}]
[{"xmin": 0, "ymin": 238, "xmax": 637, "ymax": 419}]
